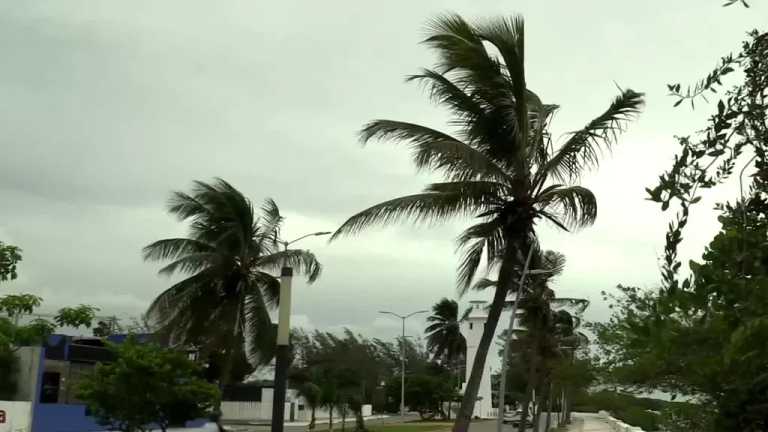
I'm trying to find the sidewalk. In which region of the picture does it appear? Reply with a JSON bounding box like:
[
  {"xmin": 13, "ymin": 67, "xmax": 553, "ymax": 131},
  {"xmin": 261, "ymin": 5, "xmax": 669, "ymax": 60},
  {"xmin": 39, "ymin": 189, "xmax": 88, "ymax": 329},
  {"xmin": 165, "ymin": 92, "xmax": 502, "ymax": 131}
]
[{"xmin": 567, "ymin": 413, "xmax": 611, "ymax": 432}]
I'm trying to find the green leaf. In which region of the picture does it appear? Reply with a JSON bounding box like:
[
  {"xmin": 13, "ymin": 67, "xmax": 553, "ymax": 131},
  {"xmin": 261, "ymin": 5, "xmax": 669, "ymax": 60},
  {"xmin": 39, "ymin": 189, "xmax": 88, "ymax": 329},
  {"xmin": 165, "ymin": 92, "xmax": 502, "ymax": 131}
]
[{"xmin": 707, "ymin": 149, "xmax": 725, "ymax": 157}]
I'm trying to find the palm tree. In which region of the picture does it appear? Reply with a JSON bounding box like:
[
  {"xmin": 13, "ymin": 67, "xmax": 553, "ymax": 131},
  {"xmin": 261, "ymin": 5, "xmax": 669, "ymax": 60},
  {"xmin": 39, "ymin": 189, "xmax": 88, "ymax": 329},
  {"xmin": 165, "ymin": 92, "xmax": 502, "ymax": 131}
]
[
  {"xmin": 143, "ymin": 178, "xmax": 321, "ymax": 383},
  {"xmin": 331, "ymin": 14, "xmax": 643, "ymax": 432},
  {"xmin": 425, "ymin": 298, "xmax": 468, "ymax": 419},
  {"xmin": 425, "ymin": 298, "xmax": 468, "ymax": 364},
  {"xmin": 496, "ymin": 250, "xmax": 588, "ymax": 432},
  {"xmin": 296, "ymin": 382, "xmax": 322, "ymax": 430}
]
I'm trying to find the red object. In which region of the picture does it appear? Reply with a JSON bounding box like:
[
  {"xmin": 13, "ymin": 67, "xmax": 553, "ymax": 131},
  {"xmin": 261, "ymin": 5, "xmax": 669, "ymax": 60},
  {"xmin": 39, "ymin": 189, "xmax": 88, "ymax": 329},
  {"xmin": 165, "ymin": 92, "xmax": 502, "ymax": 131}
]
[{"xmin": 0, "ymin": 409, "xmax": 6, "ymax": 423}]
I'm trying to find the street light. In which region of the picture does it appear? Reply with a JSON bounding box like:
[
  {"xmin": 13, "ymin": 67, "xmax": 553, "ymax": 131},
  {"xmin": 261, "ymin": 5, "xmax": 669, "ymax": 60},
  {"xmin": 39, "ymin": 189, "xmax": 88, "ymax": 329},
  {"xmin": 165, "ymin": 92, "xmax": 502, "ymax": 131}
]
[
  {"xmin": 378, "ymin": 309, "xmax": 428, "ymax": 419},
  {"xmin": 271, "ymin": 231, "xmax": 331, "ymax": 432}
]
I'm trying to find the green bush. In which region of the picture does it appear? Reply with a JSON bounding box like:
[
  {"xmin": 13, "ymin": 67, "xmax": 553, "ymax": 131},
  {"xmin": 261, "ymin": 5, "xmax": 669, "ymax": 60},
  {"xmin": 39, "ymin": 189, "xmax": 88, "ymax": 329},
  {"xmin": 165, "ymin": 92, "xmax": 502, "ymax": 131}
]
[
  {"xmin": 0, "ymin": 343, "xmax": 18, "ymax": 399},
  {"xmin": 77, "ymin": 337, "xmax": 220, "ymax": 432},
  {"xmin": 570, "ymin": 390, "xmax": 666, "ymax": 430},
  {"xmin": 613, "ymin": 406, "xmax": 661, "ymax": 431}
]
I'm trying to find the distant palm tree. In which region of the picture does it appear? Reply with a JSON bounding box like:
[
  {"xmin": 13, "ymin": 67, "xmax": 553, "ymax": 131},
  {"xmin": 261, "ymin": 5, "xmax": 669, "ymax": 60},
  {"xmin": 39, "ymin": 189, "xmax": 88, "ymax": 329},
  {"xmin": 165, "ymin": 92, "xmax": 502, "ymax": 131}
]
[
  {"xmin": 143, "ymin": 178, "xmax": 321, "ymax": 383},
  {"xmin": 332, "ymin": 14, "xmax": 643, "ymax": 432},
  {"xmin": 426, "ymin": 298, "xmax": 469, "ymax": 420},
  {"xmin": 425, "ymin": 298, "xmax": 468, "ymax": 364},
  {"xmin": 296, "ymin": 382, "xmax": 322, "ymax": 430}
]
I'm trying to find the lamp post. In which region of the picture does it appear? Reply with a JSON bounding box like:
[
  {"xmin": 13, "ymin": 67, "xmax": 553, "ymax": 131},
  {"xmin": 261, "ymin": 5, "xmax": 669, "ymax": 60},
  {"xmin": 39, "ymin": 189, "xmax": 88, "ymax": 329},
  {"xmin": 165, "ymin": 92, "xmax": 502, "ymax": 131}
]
[
  {"xmin": 378, "ymin": 309, "xmax": 428, "ymax": 419},
  {"xmin": 271, "ymin": 231, "xmax": 330, "ymax": 432}
]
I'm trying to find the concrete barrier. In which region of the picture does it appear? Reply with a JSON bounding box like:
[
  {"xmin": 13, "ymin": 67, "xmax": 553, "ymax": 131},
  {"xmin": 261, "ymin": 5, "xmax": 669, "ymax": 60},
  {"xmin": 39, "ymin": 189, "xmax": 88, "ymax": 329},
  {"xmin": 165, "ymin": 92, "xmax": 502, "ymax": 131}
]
[{"xmin": 0, "ymin": 401, "xmax": 33, "ymax": 432}]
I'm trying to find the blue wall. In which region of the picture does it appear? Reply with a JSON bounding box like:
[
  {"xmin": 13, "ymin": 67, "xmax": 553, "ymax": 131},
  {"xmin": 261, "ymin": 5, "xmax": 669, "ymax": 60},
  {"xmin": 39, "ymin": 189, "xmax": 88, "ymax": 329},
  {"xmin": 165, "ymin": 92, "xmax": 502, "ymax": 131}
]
[
  {"xmin": 32, "ymin": 404, "xmax": 106, "ymax": 432},
  {"xmin": 32, "ymin": 344, "xmax": 208, "ymax": 432},
  {"xmin": 31, "ymin": 404, "xmax": 208, "ymax": 432}
]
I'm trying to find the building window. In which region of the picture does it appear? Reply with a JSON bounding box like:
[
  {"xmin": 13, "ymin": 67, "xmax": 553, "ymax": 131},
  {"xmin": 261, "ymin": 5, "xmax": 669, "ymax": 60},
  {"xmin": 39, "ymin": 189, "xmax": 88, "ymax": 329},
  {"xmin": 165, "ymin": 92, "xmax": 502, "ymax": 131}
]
[
  {"xmin": 40, "ymin": 372, "xmax": 61, "ymax": 403},
  {"xmin": 469, "ymin": 323, "xmax": 473, "ymax": 330}
]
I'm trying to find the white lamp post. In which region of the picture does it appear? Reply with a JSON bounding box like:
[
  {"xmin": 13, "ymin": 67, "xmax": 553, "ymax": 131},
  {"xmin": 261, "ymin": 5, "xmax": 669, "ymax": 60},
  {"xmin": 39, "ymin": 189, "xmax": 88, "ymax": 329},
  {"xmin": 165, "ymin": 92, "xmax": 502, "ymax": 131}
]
[
  {"xmin": 271, "ymin": 231, "xmax": 330, "ymax": 432},
  {"xmin": 378, "ymin": 309, "xmax": 428, "ymax": 419}
]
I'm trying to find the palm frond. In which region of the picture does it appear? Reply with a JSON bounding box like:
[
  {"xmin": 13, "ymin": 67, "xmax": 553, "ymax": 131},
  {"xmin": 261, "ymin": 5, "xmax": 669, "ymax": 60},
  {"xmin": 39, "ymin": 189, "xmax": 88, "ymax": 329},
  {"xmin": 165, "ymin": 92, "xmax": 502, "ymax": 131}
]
[
  {"xmin": 260, "ymin": 198, "xmax": 284, "ymax": 245},
  {"xmin": 251, "ymin": 270, "xmax": 281, "ymax": 308},
  {"xmin": 146, "ymin": 270, "xmax": 217, "ymax": 321},
  {"xmin": 142, "ymin": 238, "xmax": 214, "ymax": 262},
  {"xmin": 157, "ymin": 252, "xmax": 220, "ymax": 277},
  {"xmin": 457, "ymin": 238, "xmax": 487, "ymax": 296},
  {"xmin": 472, "ymin": 277, "xmax": 497, "ymax": 291},
  {"xmin": 423, "ymin": 14, "xmax": 513, "ymax": 109},
  {"xmin": 424, "ymin": 180, "xmax": 509, "ymax": 198},
  {"xmin": 536, "ymin": 185, "xmax": 597, "ymax": 230},
  {"xmin": 256, "ymin": 249, "xmax": 322, "ymax": 283},
  {"xmin": 331, "ymin": 191, "xmax": 493, "ymax": 240},
  {"xmin": 539, "ymin": 250, "xmax": 566, "ymax": 279},
  {"xmin": 456, "ymin": 218, "xmax": 505, "ymax": 267},
  {"xmin": 360, "ymin": 120, "xmax": 514, "ymax": 184},
  {"xmin": 539, "ymin": 88, "xmax": 644, "ymax": 184},
  {"xmin": 474, "ymin": 15, "xmax": 528, "ymax": 155},
  {"xmin": 167, "ymin": 191, "xmax": 210, "ymax": 222},
  {"xmin": 245, "ymin": 288, "xmax": 276, "ymax": 365},
  {"xmin": 406, "ymin": 69, "xmax": 484, "ymax": 124}
]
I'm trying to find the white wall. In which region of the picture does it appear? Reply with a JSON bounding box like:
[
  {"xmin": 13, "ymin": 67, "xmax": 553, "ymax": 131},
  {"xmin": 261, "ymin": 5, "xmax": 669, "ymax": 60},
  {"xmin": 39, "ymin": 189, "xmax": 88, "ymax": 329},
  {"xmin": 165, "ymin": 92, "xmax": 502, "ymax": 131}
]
[
  {"xmin": 221, "ymin": 401, "xmax": 374, "ymax": 423},
  {"xmin": 13, "ymin": 347, "xmax": 42, "ymax": 402},
  {"xmin": 0, "ymin": 401, "xmax": 33, "ymax": 432}
]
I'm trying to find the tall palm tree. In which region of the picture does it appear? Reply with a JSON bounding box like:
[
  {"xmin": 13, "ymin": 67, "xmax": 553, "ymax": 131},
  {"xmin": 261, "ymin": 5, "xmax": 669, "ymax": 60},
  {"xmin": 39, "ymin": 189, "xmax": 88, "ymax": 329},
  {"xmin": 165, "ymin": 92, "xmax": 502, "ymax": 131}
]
[
  {"xmin": 331, "ymin": 14, "xmax": 643, "ymax": 432},
  {"xmin": 500, "ymin": 251, "xmax": 588, "ymax": 432},
  {"xmin": 143, "ymin": 178, "xmax": 321, "ymax": 383}
]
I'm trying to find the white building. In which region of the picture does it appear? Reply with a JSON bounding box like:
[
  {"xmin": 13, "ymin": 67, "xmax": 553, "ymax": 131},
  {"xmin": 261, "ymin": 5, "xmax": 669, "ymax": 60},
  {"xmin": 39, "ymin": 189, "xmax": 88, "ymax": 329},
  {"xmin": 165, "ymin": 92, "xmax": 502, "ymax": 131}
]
[{"xmin": 460, "ymin": 300, "xmax": 495, "ymax": 418}]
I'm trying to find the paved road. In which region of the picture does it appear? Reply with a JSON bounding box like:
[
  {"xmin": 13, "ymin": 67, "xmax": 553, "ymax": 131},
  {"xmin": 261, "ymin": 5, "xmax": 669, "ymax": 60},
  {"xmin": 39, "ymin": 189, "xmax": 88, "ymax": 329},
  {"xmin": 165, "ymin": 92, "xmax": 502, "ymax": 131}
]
[
  {"xmin": 467, "ymin": 418, "xmax": 546, "ymax": 432},
  {"xmin": 225, "ymin": 414, "xmax": 422, "ymax": 432}
]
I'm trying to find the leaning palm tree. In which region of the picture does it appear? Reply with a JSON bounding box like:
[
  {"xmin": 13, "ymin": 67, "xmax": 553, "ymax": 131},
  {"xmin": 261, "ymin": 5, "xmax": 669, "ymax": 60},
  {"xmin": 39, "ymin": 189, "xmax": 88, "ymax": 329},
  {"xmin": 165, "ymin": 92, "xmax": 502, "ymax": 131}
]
[
  {"xmin": 143, "ymin": 178, "xmax": 321, "ymax": 383},
  {"xmin": 331, "ymin": 14, "xmax": 643, "ymax": 432}
]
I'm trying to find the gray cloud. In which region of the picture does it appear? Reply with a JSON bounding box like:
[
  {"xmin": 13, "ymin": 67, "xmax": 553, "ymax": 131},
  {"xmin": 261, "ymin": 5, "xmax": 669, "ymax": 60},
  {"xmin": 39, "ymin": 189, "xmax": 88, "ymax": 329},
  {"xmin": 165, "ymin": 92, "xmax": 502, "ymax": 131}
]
[{"xmin": 1, "ymin": 0, "xmax": 765, "ymax": 345}]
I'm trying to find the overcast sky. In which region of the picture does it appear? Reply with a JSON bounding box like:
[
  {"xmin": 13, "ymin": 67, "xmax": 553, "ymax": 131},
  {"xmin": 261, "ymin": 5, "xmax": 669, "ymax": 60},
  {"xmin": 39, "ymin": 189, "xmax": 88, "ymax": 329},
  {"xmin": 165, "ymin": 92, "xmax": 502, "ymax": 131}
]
[{"xmin": 1, "ymin": 1, "xmax": 766, "ymax": 350}]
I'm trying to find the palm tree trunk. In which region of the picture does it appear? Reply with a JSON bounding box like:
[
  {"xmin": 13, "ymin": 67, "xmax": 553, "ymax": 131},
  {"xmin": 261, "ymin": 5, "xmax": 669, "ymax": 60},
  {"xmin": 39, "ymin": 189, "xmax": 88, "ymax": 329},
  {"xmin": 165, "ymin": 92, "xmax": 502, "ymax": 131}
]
[
  {"xmin": 310, "ymin": 406, "xmax": 316, "ymax": 430},
  {"xmin": 329, "ymin": 406, "xmax": 334, "ymax": 432},
  {"xmin": 559, "ymin": 389, "xmax": 566, "ymax": 426},
  {"xmin": 341, "ymin": 406, "xmax": 346, "ymax": 432},
  {"xmin": 452, "ymin": 281, "xmax": 509, "ymax": 432},
  {"xmin": 517, "ymin": 353, "xmax": 538, "ymax": 432},
  {"xmin": 534, "ymin": 388, "xmax": 544, "ymax": 432},
  {"xmin": 447, "ymin": 400, "xmax": 452, "ymax": 420},
  {"xmin": 354, "ymin": 407, "xmax": 366, "ymax": 432},
  {"xmin": 544, "ymin": 382, "xmax": 553, "ymax": 432}
]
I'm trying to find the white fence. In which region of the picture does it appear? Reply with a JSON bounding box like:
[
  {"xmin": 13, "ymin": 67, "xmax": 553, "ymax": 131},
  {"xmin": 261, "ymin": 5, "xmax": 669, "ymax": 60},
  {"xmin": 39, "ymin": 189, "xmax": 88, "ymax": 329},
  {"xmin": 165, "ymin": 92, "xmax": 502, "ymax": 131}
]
[
  {"xmin": 221, "ymin": 402, "xmax": 373, "ymax": 423},
  {"xmin": 0, "ymin": 401, "xmax": 33, "ymax": 432}
]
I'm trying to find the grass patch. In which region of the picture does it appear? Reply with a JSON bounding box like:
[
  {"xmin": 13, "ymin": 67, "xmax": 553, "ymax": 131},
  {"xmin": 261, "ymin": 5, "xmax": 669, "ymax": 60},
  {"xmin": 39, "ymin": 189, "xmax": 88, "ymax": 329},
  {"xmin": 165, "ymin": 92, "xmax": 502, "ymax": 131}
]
[{"xmin": 368, "ymin": 423, "xmax": 452, "ymax": 432}]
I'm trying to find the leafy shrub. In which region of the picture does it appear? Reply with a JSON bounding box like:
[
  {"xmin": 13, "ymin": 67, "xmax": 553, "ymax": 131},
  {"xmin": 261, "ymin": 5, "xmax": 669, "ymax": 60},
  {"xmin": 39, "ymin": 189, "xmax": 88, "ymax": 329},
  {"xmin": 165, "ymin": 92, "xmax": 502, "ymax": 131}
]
[
  {"xmin": 613, "ymin": 406, "xmax": 661, "ymax": 431},
  {"xmin": 0, "ymin": 343, "xmax": 18, "ymax": 399},
  {"xmin": 77, "ymin": 337, "xmax": 220, "ymax": 432}
]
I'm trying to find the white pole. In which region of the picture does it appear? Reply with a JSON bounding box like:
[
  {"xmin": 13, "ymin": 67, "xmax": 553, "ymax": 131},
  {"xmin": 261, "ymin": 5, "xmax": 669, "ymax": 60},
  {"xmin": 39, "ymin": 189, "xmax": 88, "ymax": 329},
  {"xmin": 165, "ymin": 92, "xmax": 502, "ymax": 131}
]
[
  {"xmin": 496, "ymin": 246, "xmax": 535, "ymax": 432},
  {"xmin": 401, "ymin": 317, "xmax": 406, "ymax": 419}
]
